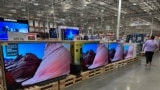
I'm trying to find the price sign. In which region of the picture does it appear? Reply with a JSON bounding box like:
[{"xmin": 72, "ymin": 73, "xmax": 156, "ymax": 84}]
[{"xmin": 6, "ymin": 44, "xmax": 18, "ymax": 56}]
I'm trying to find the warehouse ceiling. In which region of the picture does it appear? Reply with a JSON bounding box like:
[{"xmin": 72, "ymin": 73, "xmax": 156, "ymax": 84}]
[{"xmin": 0, "ymin": 0, "xmax": 160, "ymax": 32}]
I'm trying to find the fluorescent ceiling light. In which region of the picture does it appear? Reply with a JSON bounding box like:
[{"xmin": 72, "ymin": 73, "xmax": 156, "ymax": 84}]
[
  {"xmin": 22, "ymin": 9, "xmax": 26, "ymax": 11},
  {"xmin": 50, "ymin": 10, "xmax": 54, "ymax": 14},
  {"xmin": 33, "ymin": 3, "xmax": 39, "ymax": 6},
  {"xmin": 10, "ymin": 9, "xmax": 17, "ymax": 13},
  {"xmin": 133, "ymin": 3, "xmax": 137, "ymax": 5},
  {"xmin": 101, "ymin": 9, "xmax": 104, "ymax": 12},
  {"xmin": 99, "ymin": 2, "xmax": 106, "ymax": 5},
  {"xmin": 44, "ymin": 5, "xmax": 49, "ymax": 7}
]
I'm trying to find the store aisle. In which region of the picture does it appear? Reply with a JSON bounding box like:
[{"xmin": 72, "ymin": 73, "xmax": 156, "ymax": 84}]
[{"xmin": 65, "ymin": 52, "xmax": 160, "ymax": 90}]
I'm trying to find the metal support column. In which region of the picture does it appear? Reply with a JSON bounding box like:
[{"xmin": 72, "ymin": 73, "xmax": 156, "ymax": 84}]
[
  {"xmin": 116, "ymin": 0, "xmax": 122, "ymax": 40},
  {"xmin": 150, "ymin": 17, "xmax": 154, "ymax": 36},
  {"xmin": 46, "ymin": 15, "xmax": 49, "ymax": 33}
]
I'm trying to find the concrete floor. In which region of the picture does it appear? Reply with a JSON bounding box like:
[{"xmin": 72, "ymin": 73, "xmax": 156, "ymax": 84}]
[{"xmin": 65, "ymin": 52, "xmax": 160, "ymax": 90}]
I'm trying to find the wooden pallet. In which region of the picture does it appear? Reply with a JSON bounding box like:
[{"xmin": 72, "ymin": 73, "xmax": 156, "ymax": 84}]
[
  {"xmin": 127, "ymin": 60, "xmax": 134, "ymax": 64},
  {"xmin": 81, "ymin": 67, "xmax": 104, "ymax": 79},
  {"xmin": 24, "ymin": 82, "xmax": 59, "ymax": 90},
  {"xmin": 59, "ymin": 75, "xmax": 75, "ymax": 90},
  {"xmin": 87, "ymin": 70, "xmax": 95, "ymax": 78},
  {"xmin": 74, "ymin": 75, "xmax": 83, "ymax": 84},
  {"xmin": 80, "ymin": 71, "xmax": 89, "ymax": 80},
  {"xmin": 117, "ymin": 60, "xmax": 127, "ymax": 68},
  {"xmin": 74, "ymin": 72, "xmax": 88, "ymax": 84},
  {"xmin": 126, "ymin": 57, "xmax": 138, "ymax": 64},
  {"xmin": 94, "ymin": 67, "xmax": 105, "ymax": 76},
  {"xmin": 24, "ymin": 86, "xmax": 40, "ymax": 90},
  {"xmin": 104, "ymin": 63, "xmax": 115, "ymax": 72}
]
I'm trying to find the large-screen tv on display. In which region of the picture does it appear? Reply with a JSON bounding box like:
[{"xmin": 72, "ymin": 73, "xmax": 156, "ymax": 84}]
[
  {"xmin": 81, "ymin": 43, "xmax": 108, "ymax": 70},
  {"xmin": 0, "ymin": 42, "xmax": 71, "ymax": 90},
  {"xmin": 124, "ymin": 44, "xmax": 134, "ymax": 59},
  {"xmin": 49, "ymin": 28, "xmax": 58, "ymax": 38},
  {"xmin": 108, "ymin": 43, "xmax": 124, "ymax": 62},
  {"xmin": 0, "ymin": 18, "xmax": 29, "ymax": 40},
  {"xmin": 64, "ymin": 28, "xmax": 79, "ymax": 40}
]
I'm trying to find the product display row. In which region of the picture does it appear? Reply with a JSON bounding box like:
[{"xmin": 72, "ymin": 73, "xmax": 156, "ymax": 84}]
[{"xmin": 0, "ymin": 41, "xmax": 138, "ymax": 90}]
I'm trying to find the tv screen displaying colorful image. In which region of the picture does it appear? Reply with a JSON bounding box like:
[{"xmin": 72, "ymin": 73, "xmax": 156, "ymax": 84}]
[
  {"xmin": 82, "ymin": 43, "xmax": 108, "ymax": 70},
  {"xmin": 49, "ymin": 28, "xmax": 58, "ymax": 38},
  {"xmin": 64, "ymin": 29, "xmax": 79, "ymax": 40},
  {"xmin": 0, "ymin": 19, "xmax": 29, "ymax": 40},
  {"xmin": 124, "ymin": 44, "xmax": 134, "ymax": 59},
  {"xmin": 136, "ymin": 34, "xmax": 144, "ymax": 43},
  {"xmin": 108, "ymin": 43, "xmax": 124, "ymax": 62},
  {"xmin": 1, "ymin": 42, "xmax": 71, "ymax": 90}
]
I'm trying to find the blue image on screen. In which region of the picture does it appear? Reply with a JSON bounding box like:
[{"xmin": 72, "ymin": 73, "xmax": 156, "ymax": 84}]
[
  {"xmin": 108, "ymin": 43, "xmax": 118, "ymax": 50},
  {"xmin": 82, "ymin": 43, "xmax": 98, "ymax": 54},
  {"xmin": 82, "ymin": 43, "xmax": 98, "ymax": 70},
  {"xmin": 62, "ymin": 43, "xmax": 70, "ymax": 51},
  {"xmin": 0, "ymin": 21, "xmax": 29, "ymax": 40},
  {"xmin": 108, "ymin": 43, "xmax": 118, "ymax": 62},
  {"xmin": 105, "ymin": 44, "xmax": 108, "ymax": 48},
  {"xmin": 124, "ymin": 45, "xmax": 129, "ymax": 56},
  {"xmin": 2, "ymin": 43, "xmax": 45, "ymax": 61},
  {"xmin": 64, "ymin": 29, "xmax": 79, "ymax": 40},
  {"xmin": 124, "ymin": 45, "xmax": 129, "ymax": 51}
]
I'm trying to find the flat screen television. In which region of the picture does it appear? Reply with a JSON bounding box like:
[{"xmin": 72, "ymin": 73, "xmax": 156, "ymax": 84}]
[
  {"xmin": 108, "ymin": 43, "xmax": 124, "ymax": 62},
  {"xmin": 136, "ymin": 34, "xmax": 144, "ymax": 43},
  {"xmin": 81, "ymin": 43, "xmax": 108, "ymax": 70},
  {"xmin": 0, "ymin": 18, "xmax": 29, "ymax": 40},
  {"xmin": 64, "ymin": 28, "xmax": 79, "ymax": 40},
  {"xmin": 0, "ymin": 42, "xmax": 71, "ymax": 90},
  {"xmin": 124, "ymin": 44, "xmax": 134, "ymax": 59},
  {"xmin": 49, "ymin": 28, "xmax": 58, "ymax": 38},
  {"xmin": 136, "ymin": 43, "xmax": 142, "ymax": 54}
]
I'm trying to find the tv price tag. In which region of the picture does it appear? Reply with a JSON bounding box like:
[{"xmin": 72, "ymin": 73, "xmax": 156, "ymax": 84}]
[{"xmin": 6, "ymin": 43, "xmax": 18, "ymax": 56}]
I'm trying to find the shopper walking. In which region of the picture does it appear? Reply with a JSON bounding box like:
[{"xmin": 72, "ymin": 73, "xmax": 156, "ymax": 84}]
[{"xmin": 143, "ymin": 36, "xmax": 158, "ymax": 66}]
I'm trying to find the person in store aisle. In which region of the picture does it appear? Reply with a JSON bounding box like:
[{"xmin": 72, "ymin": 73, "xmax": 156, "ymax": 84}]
[{"xmin": 143, "ymin": 36, "xmax": 159, "ymax": 66}]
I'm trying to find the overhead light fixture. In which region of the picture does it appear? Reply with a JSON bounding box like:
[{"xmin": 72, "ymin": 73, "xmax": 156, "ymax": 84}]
[
  {"xmin": 80, "ymin": 13, "xmax": 84, "ymax": 16},
  {"xmin": 50, "ymin": 10, "xmax": 54, "ymax": 14},
  {"xmin": 22, "ymin": 9, "xmax": 26, "ymax": 11},
  {"xmin": 133, "ymin": 3, "xmax": 137, "ymax": 5},
  {"xmin": 33, "ymin": 3, "xmax": 39, "ymax": 6},
  {"xmin": 10, "ymin": 9, "xmax": 17, "ymax": 13},
  {"xmin": 44, "ymin": 5, "xmax": 49, "ymax": 7},
  {"xmin": 7, "ymin": 14, "xmax": 12, "ymax": 16},
  {"xmin": 84, "ymin": 4, "xmax": 87, "ymax": 6},
  {"xmin": 99, "ymin": 2, "xmax": 106, "ymax": 5},
  {"xmin": 37, "ymin": 13, "xmax": 42, "ymax": 17},
  {"xmin": 101, "ymin": 9, "xmax": 104, "ymax": 12}
]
